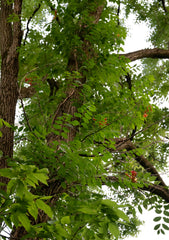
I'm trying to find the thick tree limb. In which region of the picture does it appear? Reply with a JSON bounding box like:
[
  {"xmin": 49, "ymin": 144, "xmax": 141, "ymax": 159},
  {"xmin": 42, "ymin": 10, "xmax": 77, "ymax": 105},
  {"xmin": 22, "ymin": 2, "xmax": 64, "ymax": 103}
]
[
  {"xmin": 81, "ymin": 137, "xmax": 169, "ymax": 202},
  {"xmin": 109, "ymin": 138, "xmax": 169, "ymax": 202},
  {"xmin": 104, "ymin": 176, "xmax": 169, "ymax": 203},
  {"xmin": 17, "ymin": 47, "xmax": 169, "ymax": 98},
  {"xmin": 142, "ymin": 184, "xmax": 169, "ymax": 203},
  {"xmin": 113, "ymin": 138, "xmax": 166, "ymax": 187},
  {"xmin": 121, "ymin": 48, "xmax": 169, "ymax": 62}
]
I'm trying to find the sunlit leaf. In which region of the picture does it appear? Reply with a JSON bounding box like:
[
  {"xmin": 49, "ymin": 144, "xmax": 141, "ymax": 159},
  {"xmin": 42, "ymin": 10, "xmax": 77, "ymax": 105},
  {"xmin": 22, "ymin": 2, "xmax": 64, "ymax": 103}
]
[
  {"xmin": 36, "ymin": 199, "xmax": 53, "ymax": 218},
  {"xmin": 18, "ymin": 213, "xmax": 31, "ymax": 232}
]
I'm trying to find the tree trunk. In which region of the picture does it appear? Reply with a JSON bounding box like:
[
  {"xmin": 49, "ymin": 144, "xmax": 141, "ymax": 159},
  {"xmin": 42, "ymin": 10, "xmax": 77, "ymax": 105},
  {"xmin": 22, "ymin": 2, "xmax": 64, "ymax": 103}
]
[{"xmin": 0, "ymin": 0, "xmax": 22, "ymax": 179}]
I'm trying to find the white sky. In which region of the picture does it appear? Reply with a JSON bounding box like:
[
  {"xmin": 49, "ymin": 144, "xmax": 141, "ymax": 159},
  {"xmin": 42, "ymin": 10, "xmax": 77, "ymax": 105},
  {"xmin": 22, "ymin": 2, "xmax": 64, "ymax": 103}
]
[{"xmin": 124, "ymin": 16, "xmax": 169, "ymax": 240}]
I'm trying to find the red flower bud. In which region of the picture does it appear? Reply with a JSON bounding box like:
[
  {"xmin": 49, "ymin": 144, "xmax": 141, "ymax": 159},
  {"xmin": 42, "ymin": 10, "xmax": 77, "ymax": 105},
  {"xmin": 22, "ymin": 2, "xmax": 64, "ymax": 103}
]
[
  {"xmin": 143, "ymin": 113, "xmax": 148, "ymax": 118},
  {"xmin": 131, "ymin": 170, "xmax": 137, "ymax": 176}
]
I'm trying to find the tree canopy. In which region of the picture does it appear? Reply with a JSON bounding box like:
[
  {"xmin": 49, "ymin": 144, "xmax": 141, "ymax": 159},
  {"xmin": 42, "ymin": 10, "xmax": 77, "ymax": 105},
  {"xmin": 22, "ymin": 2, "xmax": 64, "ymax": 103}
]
[{"xmin": 1, "ymin": 0, "xmax": 169, "ymax": 239}]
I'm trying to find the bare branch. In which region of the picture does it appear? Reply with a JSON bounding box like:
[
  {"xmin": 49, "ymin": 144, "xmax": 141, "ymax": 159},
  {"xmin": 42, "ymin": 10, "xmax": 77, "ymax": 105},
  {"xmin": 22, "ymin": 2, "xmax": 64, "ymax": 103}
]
[
  {"xmin": 121, "ymin": 48, "xmax": 169, "ymax": 62},
  {"xmin": 23, "ymin": 3, "xmax": 42, "ymax": 45},
  {"xmin": 117, "ymin": 0, "xmax": 120, "ymax": 26},
  {"xmin": 160, "ymin": 0, "xmax": 167, "ymax": 13}
]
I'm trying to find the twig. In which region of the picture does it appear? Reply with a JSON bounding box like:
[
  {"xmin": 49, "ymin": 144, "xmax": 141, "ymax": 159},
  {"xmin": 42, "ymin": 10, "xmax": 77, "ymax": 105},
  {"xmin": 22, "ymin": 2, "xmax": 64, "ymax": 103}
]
[
  {"xmin": 81, "ymin": 123, "xmax": 108, "ymax": 142},
  {"xmin": 19, "ymin": 61, "xmax": 60, "ymax": 94},
  {"xmin": 117, "ymin": 0, "xmax": 120, "ymax": 26},
  {"xmin": 161, "ymin": 0, "xmax": 167, "ymax": 13},
  {"xmin": 23, "ymin": 3, "xmax": 42, "ymax": 45},
  {"xmin": 19, "ymin": 66, "xmax": 39, "ymax": 94}
]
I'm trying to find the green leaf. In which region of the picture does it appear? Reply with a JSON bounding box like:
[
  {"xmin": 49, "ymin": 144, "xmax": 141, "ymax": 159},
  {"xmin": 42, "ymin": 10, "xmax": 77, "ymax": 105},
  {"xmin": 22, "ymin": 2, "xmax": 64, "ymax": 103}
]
[
  {"xmin": 114, "ymin": 208, "xmax": 129, "ymax": 222},
  {"xmin": 162, "ymin": 223, "xmax": 169, "ymax": 230},
  {"xmin": 108, "ymin": 222, "xmax": 119, "ymax": 238},
  {"xmin": 164, "ymin": 217, "xmax": 169, "ymax": 223},
  {"xmin": 164, "ymin": 211, "xmax": 169, "ymax": 216},
  {"xmin": 36, "ymin": 199, "xmax": 53, "ymax": 218},
  {"xmin": 27, "ymin": 176, "xmax": 38, "ymax": 186},
  {"xmin": 61, "ymin": 132, "xmax": 68, "ymax": 139},
  {"xmin": 153, "ymin": 217, "xmax": 161, "ymax": 222},
  {"xmin": 155, "ymin": 209, "xmax": 162, "ymax": 214},
  {"xmin": 154, "ymin": 224, "xmax": 161, "ymax": 230},
  {"xmin": 2, "ymin": 119, "xmax": 11, "ymax": 128},
  {"xmin": 162, "ymin": 224, "xmax": 169, "ymax": 231},
  {"xmin": 101, "ymin": 200, "xmax": 129, "ymax": 222},
  {"xmin": 138, "ymin": 205, "xmax": 142, "ymax": 214},
  {"xmin": 88, "ymin": 105, "xmax": 96, "ymax": 112},
  {"xmin": 33, "ymin": 173, "xmax": 48, "ymax": 185},
  {"xmin": 164, "ymin": 205, "xmax": 169, "ymax": 210},
  {"xmin": 55, "ymin": 223, "xmax": 69, "ymax": 238},
  {"xmin": 16, "ymin": 180, "xmax": 26, "ymax": 198},
  {"xmin": 7, "ymin": 179, "xmax": 16, "ymax": 194},
  {"xmin": 101, "ymin": 199, "xmax": 117, "ymax": 208},
  {"xmin": 61, "ymin": 216, "xmax": 70, "ymax": 224},
  {"xmin": 53, "ymin": 124, "xmax": 62, "ymax": 130},
  {"xmin": 28, "ymin": 202, "xmax": 38, "ymax": 220},
  {"xmin": 25, "ymin": 178, "xmax": 36, "ymax": 188},
  {"xmin": 143, "ymin": 199, "xmax": 148, "ymax": 209},
  {"xmin": 78, "ymin": 207, "xmax": 97, "ymax": 215},
  {"xmin": 0, "ymin": 168, "xmax": 13, "ymax": 178},
  {"xmin": 18, "ymin": 213, "xmax": 31, "ymax": 232},
  {"xmin": 71, "ymin": 120, "xmax": 79, "ymax": 126}
]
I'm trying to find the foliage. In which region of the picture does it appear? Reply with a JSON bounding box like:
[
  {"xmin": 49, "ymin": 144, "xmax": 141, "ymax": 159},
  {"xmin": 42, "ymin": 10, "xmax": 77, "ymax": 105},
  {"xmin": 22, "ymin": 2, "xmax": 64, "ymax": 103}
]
[{"xmin": 1, "ymin": 0, "xmax": 169, "ymax": 239}]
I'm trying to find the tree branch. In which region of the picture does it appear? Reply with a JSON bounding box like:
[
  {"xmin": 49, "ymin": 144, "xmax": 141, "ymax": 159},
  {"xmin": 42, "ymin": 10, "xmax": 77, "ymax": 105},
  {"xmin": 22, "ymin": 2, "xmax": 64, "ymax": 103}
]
[
  {"xmin": 104, "ymin": 175, "xmax": 169, "ymax": 203},
  {"xmin": 23, "ymin": 3, "xmax": 42, "ymax": 46},
  {"xmin": 160, "ymin": 0, "xmax": 167, "ymax": 13},
  {"xmin": 93, "ymin": 136, "xmax": 169, "ymax": 203},
  {"xmin": 19, "ymin": 86, "xmax": 36, "ymax": 98},
  {"xmin": 121, "ymin": 48, "xmax": 169, "ymax": 62},
  {"xmin": 113, "ymin": 138, "xmax": 167, "ymax": 186}
]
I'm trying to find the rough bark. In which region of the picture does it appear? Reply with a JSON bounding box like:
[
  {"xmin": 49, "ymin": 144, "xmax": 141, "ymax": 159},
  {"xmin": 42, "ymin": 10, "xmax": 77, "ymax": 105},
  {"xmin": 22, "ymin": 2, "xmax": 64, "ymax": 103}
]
[
  {"xmin": 0, "ymin": 0, "xmax": 22, "ymax": 182},
  {"xmin": 121, "ymin": 48, "xmax": 169, "ymax": 62}
]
